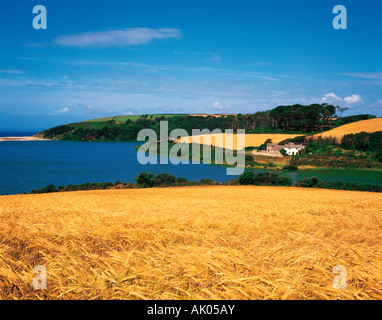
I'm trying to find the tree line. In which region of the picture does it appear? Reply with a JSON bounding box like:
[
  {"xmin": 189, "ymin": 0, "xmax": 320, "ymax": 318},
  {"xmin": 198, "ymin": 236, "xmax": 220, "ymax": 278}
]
[
  {"xmin": 41, "ymin": 105, "xmax": 376, "ymax": 141},
  {"xmin": 30, "ymin": 171, "xmax": 382, "ymax": 194}
]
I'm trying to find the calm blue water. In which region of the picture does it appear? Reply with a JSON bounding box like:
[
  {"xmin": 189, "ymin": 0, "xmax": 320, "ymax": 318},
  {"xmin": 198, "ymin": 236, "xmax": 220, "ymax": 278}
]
[{"xmin": 0, "ymin": 140, "xmax": 381, "ymax": 195}]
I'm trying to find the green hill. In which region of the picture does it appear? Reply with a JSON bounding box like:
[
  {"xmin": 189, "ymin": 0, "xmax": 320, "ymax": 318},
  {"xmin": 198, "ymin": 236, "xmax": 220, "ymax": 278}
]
[{"xmin": 38, "ymin": 106, "xmax": 376, "ymax": 142}]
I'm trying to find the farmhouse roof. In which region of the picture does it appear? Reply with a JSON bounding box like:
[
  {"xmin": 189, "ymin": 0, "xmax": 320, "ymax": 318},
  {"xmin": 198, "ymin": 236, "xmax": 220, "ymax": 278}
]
[{"xmin": 284, "ymin": 142, "xmax": 304, "ymax": 148}]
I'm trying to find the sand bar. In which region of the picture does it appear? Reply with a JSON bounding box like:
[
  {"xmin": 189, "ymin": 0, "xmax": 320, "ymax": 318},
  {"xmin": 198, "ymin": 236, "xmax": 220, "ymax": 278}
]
[{"xmin": 0, "ymin": 136, "xmax": 48, "ymax": 142}]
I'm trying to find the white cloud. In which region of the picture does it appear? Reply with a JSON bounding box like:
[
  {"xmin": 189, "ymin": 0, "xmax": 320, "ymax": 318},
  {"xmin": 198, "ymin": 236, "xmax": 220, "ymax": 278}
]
[
  {"xmin": 0, "ymin": 69, "xmax": 23, "ymax": 74},
  {"xmin": 212, "ymin": 101, "xmax": 231, "ymax": 111},
  {"xmin": 321, "ymin": 92, "xmax": 342, "ymax": 102},
  {"xmin": 54, "ymin": 28, "xmax": 183, "ymax": 47},
  {"xmin": 341, "ymin": 72, "xmax": 382, "ymax": 80},
  {"xmin": 53, "ymin": 107, "xmax": 70, "ymax": 114},
  {"xmin": 321, "ymin": 92, "xmax": 362, "ymax": 105},
  {"xmin": 213, "ymin": 101, "xmax": 221, "ymax": 109},
  {"xmin": 343, "ymin": 94, "xmax": 362, "ymax": 104},
  {"xmin": 78, "ymin": 103, "xmax": 94, "ymax": 113}
]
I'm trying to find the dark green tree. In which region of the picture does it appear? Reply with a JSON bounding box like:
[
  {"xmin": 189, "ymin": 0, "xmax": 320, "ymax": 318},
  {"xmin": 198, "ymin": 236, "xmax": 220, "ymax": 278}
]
[{"xmin": 135, "ymin": 172, "xmax": 154, "ymax": 188}]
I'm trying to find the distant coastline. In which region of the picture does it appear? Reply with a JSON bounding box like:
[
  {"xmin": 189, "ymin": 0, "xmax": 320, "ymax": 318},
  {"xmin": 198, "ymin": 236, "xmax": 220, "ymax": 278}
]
[{"xmin": 0, "ymin": 134, "xmax": 49, "ymax": 142}]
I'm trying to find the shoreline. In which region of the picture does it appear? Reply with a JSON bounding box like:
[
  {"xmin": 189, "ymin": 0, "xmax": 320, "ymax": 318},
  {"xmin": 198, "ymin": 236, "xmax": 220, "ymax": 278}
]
[
  {"xmin": 2, "ymin": 178, "xmax": 382, "ymax": 197},
  {"xmin": 247, "ymin": 165, "xmax": 382, "ymax": 172},
  {"xmin": 139, "ymin": 148, "xmax": 382, "ymax": 173},
  {"xmin": 0, "ymin": 136, "xmax": 49, "ymax": 142}
]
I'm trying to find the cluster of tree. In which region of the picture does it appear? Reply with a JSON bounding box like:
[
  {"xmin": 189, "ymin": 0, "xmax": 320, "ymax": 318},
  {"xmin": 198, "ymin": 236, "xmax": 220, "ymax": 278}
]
[
  {"xmin": 338, "ymin": 114, "xmax": 375, "ymax": 125},
  {"xmin": 59, "ymin": 118, "xmax": 158, "ymax": 142},
  {"xmin": 307, "ymin": 137, "xmax": 337, "ymax": 152},
  {"xmin": 134, "ymin": 172, "xmax": 231, "ymax": 188},
  {"xmin": 43, "ymin": 125, "xmax": 75, "ymax": 139},
  {"xmin": 29, "ymin": 172, "xmax": 236, "ymax": 194},
  {"xmin": 290, "ymin": 153, "xmax": 381, "ymax": 169},
  {"xmin": 294, "ymin": 176, "xmax": 382, "ymax": 193},
  {"xmin": 30, "ymin": 181, "xmax": 134, "ymax": 193},
  {"xmin": 237, "ymin": 171, "xmax": 293, "ymax": 186},
  {"xmin": 41, "ymin": 107, "xmax": 376, "ymax": 142},
  {"xmin": 29, "ymin": 171, "xmax": 382, "ymax": 194},
  {"xmin": 269, "ymin": 104, "xmax": 336, "ymax": 132},
  {"xmin": 282, "ymin": 165, "xmax": 298, "ymax": 171},
  {"xmin": 294, "ymin": 131, "xmax": 382, "ymax": 164},
  {"xmin": 238, "ymin": 172, "xmax": 382, "ymax": 192},
  {"xmin": 341, "ymin": 131, "xmax": 382, "ymax": 161}
]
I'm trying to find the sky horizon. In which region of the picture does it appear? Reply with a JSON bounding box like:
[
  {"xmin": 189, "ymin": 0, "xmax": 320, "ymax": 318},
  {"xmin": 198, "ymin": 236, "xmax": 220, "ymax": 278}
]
[{"xmin": 1, "ymin": 0, "xmax": 381, "ymax": 130}]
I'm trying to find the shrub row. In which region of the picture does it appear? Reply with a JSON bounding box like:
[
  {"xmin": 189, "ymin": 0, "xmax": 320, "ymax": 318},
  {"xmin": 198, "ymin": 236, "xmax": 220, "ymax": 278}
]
[
  {"xmin": 237, "ymin": 172, "xmax": 293, "ymax": 186},
  {"xmin": 31, "ymin": 181, "xmax": 134, "ymax": 194},
  {"xmin": 294, "ymin": 176, "xmax": 382, "ymax": 192},
  {"xmin": 29, "ymin": 171, "xmax": 382, "ymax": 194}
]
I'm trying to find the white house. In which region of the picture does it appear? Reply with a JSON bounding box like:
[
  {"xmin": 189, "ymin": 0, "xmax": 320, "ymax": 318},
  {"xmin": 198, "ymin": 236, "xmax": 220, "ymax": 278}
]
[
  {"xmin": 283, "ymin": 143, "xmax": 305, "ymax": 156},
  {"xmin": 252, "ymin": 142, "xmax": 306, "ymax": 157}
]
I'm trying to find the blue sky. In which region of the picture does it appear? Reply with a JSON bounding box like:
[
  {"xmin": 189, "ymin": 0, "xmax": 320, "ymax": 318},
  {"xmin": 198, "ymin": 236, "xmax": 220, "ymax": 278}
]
[{"xmin": 0, "ymin": 0, "xmax": 381, "ymax": 130}]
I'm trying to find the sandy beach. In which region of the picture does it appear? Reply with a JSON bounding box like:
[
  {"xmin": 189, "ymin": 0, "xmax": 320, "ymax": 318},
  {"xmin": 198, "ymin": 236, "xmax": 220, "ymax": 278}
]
[{"xmin": 0, "ymin": 136, "xmax": 48, "ymax": 142}]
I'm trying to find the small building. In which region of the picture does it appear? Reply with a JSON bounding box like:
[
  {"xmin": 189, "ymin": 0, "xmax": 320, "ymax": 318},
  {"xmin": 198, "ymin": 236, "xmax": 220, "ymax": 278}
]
[
  {"xmin": 266, "ymin": 143, "xmax": 284, "ymax": 153},
  {"xmin": 283, "ymin": 143, "xmax": 305, "ymax": 156},
  {"xmin": 252, "ymin": 142, "xmax": 306, "ymax": 157},
  {"xmin": 252, "ymin": 143, "xmax": 283, "ymax": 157}
]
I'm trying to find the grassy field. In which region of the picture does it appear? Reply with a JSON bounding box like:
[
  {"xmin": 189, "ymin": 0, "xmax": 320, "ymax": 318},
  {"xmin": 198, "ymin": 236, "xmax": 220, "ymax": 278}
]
[
  {"xmin": 81, "ymin": 117, "xmax": 114, "ymax": 123},
  {"xmin": 0, "ymin": 186, "xmax": 381, "ymax": 300},
  {"xmin": 177, "ymin": 133, "xmax": 300, "ymax": 150},
  {"xmin": 81, "ymin": 114, "xmax": 187, "ymax": 123},
  {"xmin": 313, "ymin": 118, "xmax": 382, "ymax": 142}
]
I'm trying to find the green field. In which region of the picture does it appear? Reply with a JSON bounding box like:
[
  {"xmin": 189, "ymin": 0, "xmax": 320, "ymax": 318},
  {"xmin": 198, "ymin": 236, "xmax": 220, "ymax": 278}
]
[
  {"xmin": 81, "ymin": 114, "xmax": 188, "ymax": 124},
  {"xmin": 80, "ymin": 117, "xmax": 114, "ymax": 123},
  {"xmin": 114, "ymin": 114, "xmax": 187, "ymax": 122},
  {"xmin": 70, "ymin": 114, "xmax": 189, "ymax": 130}
]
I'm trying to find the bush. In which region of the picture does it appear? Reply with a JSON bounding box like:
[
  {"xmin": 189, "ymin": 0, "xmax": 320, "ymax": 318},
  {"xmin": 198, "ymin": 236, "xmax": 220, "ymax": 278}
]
[
  {"xmin": 291, "ymin": 135, "xmax": 306, "ymax": 143},
  {"xmin": 153, "ymin": 173, "xmax": 176, "ymax": 186},
  {"xmin": 238, "ymin": 172, "xmax": 292, "ymax": 186},
  {"xmin": 277, "ymin": 176, "xmax": 294, "ymax": 186},
  {"xmin": 253, "ymin": 172, "xmax": 292, "ymax": 186},
  {"xmin": 96, "ymin": 182, "xmax": 113, "ymax": 189},
  {"xmin": 176, "ymin": 177, "xmax": 189, "ymax": 185},
  {"xmin": 200, "ymin": 178, "xmax": 216, "ymax": 185},
  {"xmin": 237, "ymin": 171, "xmax": 257, "ymax": 185},
  {"xmin": 294, "ymin": 176, "xmax": 382, "ymax": 192},
  {"xmin": 134, "ymin": 172, "xmax": 154, "ymax": 188},
  {"xmin": 245, "ymin": 155, "xmax": 254, "ymax": 162},
  {"xmin": 341, "ymin": 131, "xmax": 382, "ymax": 157},
  {"xmin": 294, "ymin": 176, "xmax": 324, "ymax": 188},
  {"xmin": 282, "ymin": 165, "xmax": 298, "ymax": 171},
  {"xmin": 40, "ymin": 184, "xmax": 57, "ymax": 193}
]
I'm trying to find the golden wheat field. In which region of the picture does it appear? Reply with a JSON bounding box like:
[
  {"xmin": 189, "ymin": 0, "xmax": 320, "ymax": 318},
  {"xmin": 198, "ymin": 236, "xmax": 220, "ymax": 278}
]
[
  {"xmin": 176, "ymin": 133, "xmax": 300, "ymax": 150},
  {"xmin": 313, "ymin": 118, "xmax": 382, "ymax": 142},
  {"xmin": 0, "ymin": 186, "xmax": 382, "ymax": 300}
]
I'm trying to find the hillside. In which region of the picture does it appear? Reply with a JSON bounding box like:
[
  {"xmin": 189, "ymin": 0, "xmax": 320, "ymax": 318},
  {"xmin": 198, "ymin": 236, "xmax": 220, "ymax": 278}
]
[
  {"xmin": 1, "ymin": 186, "xmax": 381, "ymax": 299},
  {"xmin": 38, "ymin": 105, "xmax": 376, "ymax": 142},
  {"xmin": 176, "ymin": 117, "xmax": 382, "ymax": 151},
  {"xmin": 313, "ymin": 118, "xmax": 382, "ymax": 142}
]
